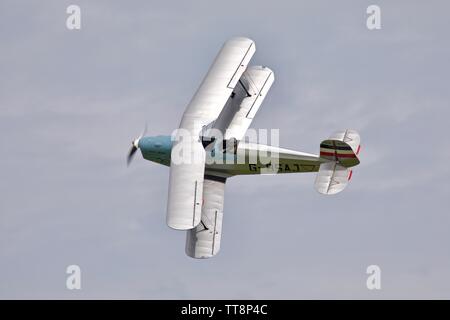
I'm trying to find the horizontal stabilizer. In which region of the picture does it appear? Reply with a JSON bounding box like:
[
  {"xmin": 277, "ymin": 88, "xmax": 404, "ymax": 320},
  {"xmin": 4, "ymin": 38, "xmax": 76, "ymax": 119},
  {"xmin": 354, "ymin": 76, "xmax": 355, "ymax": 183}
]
[{"xmin": 314, "ymin": 162, "xmax": 351, "ymax": 195}]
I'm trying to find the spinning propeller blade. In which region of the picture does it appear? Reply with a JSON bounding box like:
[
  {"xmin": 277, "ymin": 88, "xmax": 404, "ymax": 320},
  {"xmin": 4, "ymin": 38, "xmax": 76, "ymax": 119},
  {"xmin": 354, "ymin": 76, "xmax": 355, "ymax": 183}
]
[{"xmin": 126, "ymin": 124, "xmax": 147, "ymax": 166}]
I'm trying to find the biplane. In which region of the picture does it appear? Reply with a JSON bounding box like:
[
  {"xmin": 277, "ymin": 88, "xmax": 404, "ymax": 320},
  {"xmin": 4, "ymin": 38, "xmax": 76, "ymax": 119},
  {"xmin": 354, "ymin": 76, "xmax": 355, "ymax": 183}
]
[{"xmin": 127, "ymin": 37, "xmax": 361, "ymax": 258}]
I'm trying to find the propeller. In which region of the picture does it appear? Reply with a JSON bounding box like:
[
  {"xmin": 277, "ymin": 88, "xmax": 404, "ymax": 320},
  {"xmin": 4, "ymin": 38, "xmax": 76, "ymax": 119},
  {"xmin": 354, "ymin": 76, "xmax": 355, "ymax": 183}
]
[{"xmin": 127, "ymin": 124, "xmax": 147, "ymax": 166}]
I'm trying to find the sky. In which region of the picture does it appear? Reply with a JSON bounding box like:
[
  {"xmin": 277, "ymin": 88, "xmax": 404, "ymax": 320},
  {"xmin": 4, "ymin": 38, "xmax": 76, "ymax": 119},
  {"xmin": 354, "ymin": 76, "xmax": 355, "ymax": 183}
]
[{"xmin": 1, "ymin": 0, "xmax": 449, "ymax": 299}]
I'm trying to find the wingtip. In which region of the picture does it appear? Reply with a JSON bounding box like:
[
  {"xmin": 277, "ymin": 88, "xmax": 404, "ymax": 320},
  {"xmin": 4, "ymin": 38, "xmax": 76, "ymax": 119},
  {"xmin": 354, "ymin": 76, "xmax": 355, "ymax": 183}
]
[
  {"xmin": 227, "ymin": 36, "xmax": 255, "ymax": 46},
  {"xmin": 167, "ymin": 219, "xmax": 200, "ymax": 231}
]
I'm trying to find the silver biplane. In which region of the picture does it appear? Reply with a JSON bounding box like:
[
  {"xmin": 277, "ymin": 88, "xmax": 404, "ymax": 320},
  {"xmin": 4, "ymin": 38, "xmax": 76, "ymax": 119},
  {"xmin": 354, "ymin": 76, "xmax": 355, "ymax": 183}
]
[{"xmin": 127, "ymin": 37, "xmax": 361, "ymax": 258}]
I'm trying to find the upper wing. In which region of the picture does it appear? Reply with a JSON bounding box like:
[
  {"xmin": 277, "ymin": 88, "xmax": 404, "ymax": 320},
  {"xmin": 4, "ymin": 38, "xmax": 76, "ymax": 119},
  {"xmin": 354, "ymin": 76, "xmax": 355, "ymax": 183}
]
[
  {"xmin": 167, "ymin": 37, "xmax": 254, "ymax": 230},
  {"xmin": 186, "ymin": 176, "xmax": 226, "ymax": 258},
  {"xmin": 206, "ymin": 65, "xmax": 274, "ymax": 141},
  {"xmin": 179, "ymin": 37, "xmax": 256, "ymax": 135},
  {"xmin": 166, "ymin": 137, "xmax": 205, "ymax": 229}
]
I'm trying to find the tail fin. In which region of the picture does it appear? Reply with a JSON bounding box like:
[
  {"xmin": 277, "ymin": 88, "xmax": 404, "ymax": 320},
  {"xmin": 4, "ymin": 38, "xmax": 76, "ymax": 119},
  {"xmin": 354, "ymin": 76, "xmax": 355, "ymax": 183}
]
[{"xmin": 315, "ymin": 130, "xmax": 361, "ymax": 195}]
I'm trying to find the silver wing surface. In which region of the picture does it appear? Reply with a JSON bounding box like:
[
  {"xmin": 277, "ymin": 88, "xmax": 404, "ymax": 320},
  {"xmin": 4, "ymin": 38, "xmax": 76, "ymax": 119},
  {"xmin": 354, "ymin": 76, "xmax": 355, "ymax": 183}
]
[
  {"xmin": 205, "ymin": 65, "xmax": 274, "ymax": 141},
  {"xmin": 180, "ymin": 37, "xmax": 256, "ymax": 134},
  {"xmin": 186, "ymin": 176, "xmax": 226, "ymax": 258},
  {"xmin": 184, "ymin": 65, "xmax": 274, "ymax": 254},
  {"xmin": 167, "ymin": 37, "xmax": 255, "ymax": 230}
]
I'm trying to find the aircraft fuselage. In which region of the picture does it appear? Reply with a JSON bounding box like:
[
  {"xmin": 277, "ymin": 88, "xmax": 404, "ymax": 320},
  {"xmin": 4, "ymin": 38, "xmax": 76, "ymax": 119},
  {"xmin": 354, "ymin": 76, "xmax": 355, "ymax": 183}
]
[{"xmin": 138, "ymin": 136, "xmax": 324, "ymax": 178}]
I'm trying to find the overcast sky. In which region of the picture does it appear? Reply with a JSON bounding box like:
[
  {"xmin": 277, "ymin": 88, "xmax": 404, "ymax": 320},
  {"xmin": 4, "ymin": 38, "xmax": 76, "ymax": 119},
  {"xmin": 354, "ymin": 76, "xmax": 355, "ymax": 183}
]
[{"xmin": 1, "ymin": 0, "xmax": 449, "ymax": 299}]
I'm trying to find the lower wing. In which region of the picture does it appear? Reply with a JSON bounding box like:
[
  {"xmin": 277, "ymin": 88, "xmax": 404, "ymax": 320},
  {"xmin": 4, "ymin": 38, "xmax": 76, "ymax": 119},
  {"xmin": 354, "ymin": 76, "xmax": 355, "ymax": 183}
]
[{"xmin": 185, "ymin": 175, "xmax": 226, "ymax": 258}]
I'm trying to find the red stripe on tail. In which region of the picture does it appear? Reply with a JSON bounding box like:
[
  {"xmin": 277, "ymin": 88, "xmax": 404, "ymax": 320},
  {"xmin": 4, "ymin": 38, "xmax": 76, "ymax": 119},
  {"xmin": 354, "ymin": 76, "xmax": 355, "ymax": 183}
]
[{"xmin": 320, "ymin": 151, "xmax": 357, "ymax": 158}]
